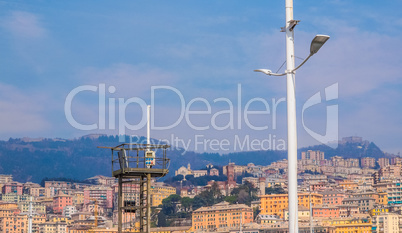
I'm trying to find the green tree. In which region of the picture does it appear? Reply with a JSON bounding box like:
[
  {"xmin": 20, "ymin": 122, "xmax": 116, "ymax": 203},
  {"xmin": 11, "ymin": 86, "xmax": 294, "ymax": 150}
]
[
  {"xmin": 224, "ymin": 196, "xmax": 237, "ymax": 204},
  {"xmin": 265, "ymin": 185, "xmax": 286, "ymax": 194},
  {"xmin": 192, "ymin": 196, "xmax": 205, "ymax": 210},
  {"xmin": 162, "ymin": 194, "xmax": 182, "ymax": 216},
  {"xmin": 181, "ymin": 197, "xmax": 193, "ymax": 212},
  {"xmin": 157, "ymin": 211, "xmax": 168, "ymax": 227}
]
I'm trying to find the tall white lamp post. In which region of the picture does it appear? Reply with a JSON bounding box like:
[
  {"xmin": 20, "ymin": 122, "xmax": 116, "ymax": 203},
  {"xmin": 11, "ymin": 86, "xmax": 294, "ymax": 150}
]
[{"xmin": 254, "ymin": 1, "xmax": 329, "ymax": 232}]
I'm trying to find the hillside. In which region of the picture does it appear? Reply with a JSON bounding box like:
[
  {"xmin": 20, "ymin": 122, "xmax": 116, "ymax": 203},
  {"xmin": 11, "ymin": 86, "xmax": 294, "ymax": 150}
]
[{"xmin": 0, "ymin": 135, "xmax": 386, "ymax": 183}]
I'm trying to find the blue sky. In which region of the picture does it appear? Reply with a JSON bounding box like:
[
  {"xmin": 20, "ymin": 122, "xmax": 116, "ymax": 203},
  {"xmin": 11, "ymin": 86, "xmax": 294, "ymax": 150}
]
[{"xmin": 1, "ymin": 0, "xmax": 402, "ymax": 154}]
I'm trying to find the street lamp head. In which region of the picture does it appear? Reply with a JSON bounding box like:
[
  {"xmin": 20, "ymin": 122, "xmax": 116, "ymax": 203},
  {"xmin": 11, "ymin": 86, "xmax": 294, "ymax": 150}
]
[
  {"xmin": 310, "ymin": 35, "xmax": 330, "ymax": 55},
  {"xmin": 254, "ymin": 69, "xmax": 272, "ymax": 75}
]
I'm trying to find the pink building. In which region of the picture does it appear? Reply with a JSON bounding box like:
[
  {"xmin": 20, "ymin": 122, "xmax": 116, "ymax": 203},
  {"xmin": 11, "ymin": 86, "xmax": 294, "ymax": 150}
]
[
  {"xmin": 2, "ymin": 182, "xmax": 23, "ymax": 195},
  {"xmin": 320, "ymin": 190, "xmax": 345, "ymax": 205},
  {"xmin": 312, "ymin": 205, "xmax": 340, "ymax": 218},
  {"xmin": 53, "ymin": 193, "xmax": 73, "ymax": 214},
  {"xmin": 84, "ymin": 186, "xmax": 113, "ymax": 209}
]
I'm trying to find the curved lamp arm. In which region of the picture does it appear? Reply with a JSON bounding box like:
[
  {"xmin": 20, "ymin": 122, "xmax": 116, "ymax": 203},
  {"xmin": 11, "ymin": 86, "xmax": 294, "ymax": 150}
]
[
  {"xmin": 254, "ymin": 69, "xmax": 286, "ymax": 76},
  {"xmin": 255, "ymin": 35, "xmax": 329, "ymax": 77}
]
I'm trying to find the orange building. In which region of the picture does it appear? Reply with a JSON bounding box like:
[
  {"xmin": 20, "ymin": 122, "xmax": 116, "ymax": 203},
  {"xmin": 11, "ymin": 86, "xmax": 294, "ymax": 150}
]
[
  {"xmin": 0, "ymin": 211, "xmax": 46, "ymax": 233},
  {"xmin": 259, "ymin": 193, "xmax": 322, "ymax": 218},
  {"xmin": 312, "ymin": 205, "xmax": 340, "ymax": 218},
  {"xmin": 0, "ymin": 202, "xmax": 18, "ymax": 210},
  {"xmin": 192, "ymin": 202, "xmax": 253, "ymax": 231},
  {"xmin": 53, "ymin": 192, "xmax": 73, "ymax": 214}
]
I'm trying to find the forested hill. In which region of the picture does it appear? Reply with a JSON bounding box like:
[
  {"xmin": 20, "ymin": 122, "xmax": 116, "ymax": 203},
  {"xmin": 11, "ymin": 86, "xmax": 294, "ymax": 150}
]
[{"xmin": 0, "ymin": 135, "xmax": 387, "ymax": 183}]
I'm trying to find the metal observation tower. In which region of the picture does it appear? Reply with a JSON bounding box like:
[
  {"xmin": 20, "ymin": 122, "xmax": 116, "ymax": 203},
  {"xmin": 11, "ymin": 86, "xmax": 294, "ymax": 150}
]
[{"xmin": 99, "ymin": 106, "xmax": 170, "ymax": 233}]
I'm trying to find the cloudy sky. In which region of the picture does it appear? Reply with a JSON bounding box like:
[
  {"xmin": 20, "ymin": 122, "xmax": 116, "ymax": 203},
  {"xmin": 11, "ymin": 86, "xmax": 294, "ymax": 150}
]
[{"xmin": 1, "ymin": 0, "xmax": 401, "ymax": 154}]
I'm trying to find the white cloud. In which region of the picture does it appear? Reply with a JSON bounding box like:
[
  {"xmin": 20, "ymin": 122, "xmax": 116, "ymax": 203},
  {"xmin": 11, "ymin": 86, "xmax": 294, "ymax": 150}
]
[
  {"xmin": 1, "ymin": 11, "xmax": 46, "ymax": 39},
  {"xmin": 0, "ymin": 84, "xmax": 49, "ymax": 135}
]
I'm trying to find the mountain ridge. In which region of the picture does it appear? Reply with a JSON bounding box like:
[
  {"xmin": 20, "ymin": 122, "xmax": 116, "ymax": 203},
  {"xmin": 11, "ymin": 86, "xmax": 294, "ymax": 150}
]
[{"xmin": 0, "ymin": 135, "xmax": 389, "ymax": 183}]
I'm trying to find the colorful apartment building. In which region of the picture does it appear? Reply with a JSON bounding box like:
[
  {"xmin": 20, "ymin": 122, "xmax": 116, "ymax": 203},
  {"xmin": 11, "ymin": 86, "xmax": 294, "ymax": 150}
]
[
  {"xmin": 38, "ymin": 222, "xmax": 68, "ymax": 233},
  {"xmin": 361, "ymin": 157, "xmax": 376, "ymax": 168},
  {"xmin": 18, "ymin": 201, "xmax": 46, "ymax": 214},
  {"xmin": 30, "ymin": 186, "xmax": 51, "ymax": 197},
  {"xmin": 370, "ymin": 207, "xmax": 389, "ymax": 216},
  {"xmin": 338, "ymin": 180, "xmax": 358, "ymax": 190},
  {"xmin": 324, "ymin": 218, "xmax": 372, "ymax": 233},
  {"xmin": 338, "ymin": 204, "xmax": 360, "ymax": 218},
  {"xmin": 84, "ymin": 186, "xmax": 113, "ymax": 209},
  {"xmin": 151, "ymin": 183, "xmax": 176, "ymax": 207},
  {"xmin": 2, "ymin": 182, "xmax": 23, "ymax": 195},
  {"xmin": 0, "ymin": 175, "xmax": 13, "ymax": 184},
  {"xmin": 342, "ymin": 197, "xmax": 376, "ymax": 213},
  {"xmin": 0, "ymin": 193, "xmax": 31, "ymax": 203},
  {"xmin": 53, "ymin": 192, "xmax": 73, "ymax": 214},
  {"xmin": 320, "ymin": 190, "xmax": 345, "ymax": 205},
  {"xmin": 312, "ymin": 205, "xmax": 340, "ymax": 218},
  {"xmin": 0, "ymin": 202, "xmax": 18, "ymax": 210},
  {"xmin": 192, "ymin": 202, "xmax": 253, "ymax": 231},
  {"xmin": 0, "ymin": 212, "xmax": 46, "ymax": 233},
  {"xmin": 259, "ymin": 193, "xmax": 322, "ymax": 218},
  {"xmin": 372, "ymin": 213, "xmax": 400, "ymax": 233},
  {"xmin": 385, "ymin": 180, "xmax": 402, "ymax": 205},
  {"xmin": 283, "ymin": 205, "xmax": 310, "ymax": 221}
]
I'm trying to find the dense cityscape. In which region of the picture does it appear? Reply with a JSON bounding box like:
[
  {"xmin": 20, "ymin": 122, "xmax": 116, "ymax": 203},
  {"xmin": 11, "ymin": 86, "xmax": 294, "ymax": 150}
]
[{"xmin": 0, "ymin": 136, "xmax": 401, "ymax": 232}]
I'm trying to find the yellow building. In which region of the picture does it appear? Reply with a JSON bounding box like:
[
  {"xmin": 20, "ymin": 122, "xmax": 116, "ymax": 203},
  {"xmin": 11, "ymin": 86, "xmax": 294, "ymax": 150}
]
[
  {"xmin": 49, "ymin": 215, "xmax": 74, "ymax": 224},
  {"xmin": 73, "ymin": 191, "xmax": 85, "ymax": 205},
  {"xmin": 370, "ymin": 207, "xmax": 389, "ymax": 216},
  {"xmin": 151, "ymin": 183, "xmax": 176, "ymax": 207},
  {"xmin": 259, "ymin": 193, "xmax": 322, "ymax": 218},
  {"xmin": 376, "ymin": 192, "xmax": 388, "ymax": 205},
  {"xmin": 0, "ymin": 212, "xmax": 46, "ymax": 233},
  {"xmin": 323, "ymin": 218, "xmax": 372, "ymax": 233},
  {"xmin": 18, "ymin": 202, "xmax": 46, "ymax": 214},
  {"xmin": 192, "ymin": 202, "xmax": 253, "ymax": 231},
  {"xmin": 38, "ymin": 222, "xmax": 68, "ymax": 233}
]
